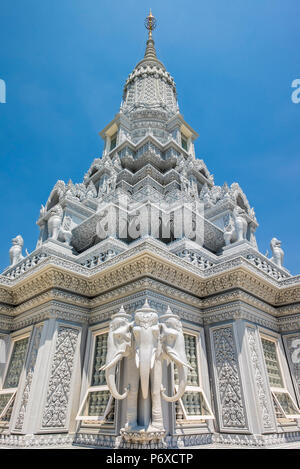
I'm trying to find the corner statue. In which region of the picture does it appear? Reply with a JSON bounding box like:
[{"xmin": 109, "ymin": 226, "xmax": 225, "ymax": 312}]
[{"xmin": 101, "ymin": 301, "xmax": 191, "ymax": 443}]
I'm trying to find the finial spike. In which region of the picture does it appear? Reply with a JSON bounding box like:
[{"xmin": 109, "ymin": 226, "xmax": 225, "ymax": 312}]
[
  {"xmin": 144, "ymin": 9, "xmax": 157, "ymax": 39},
  {"xmin": 143, "ymin": 10, "xmax": 158, "ymax": 60}
]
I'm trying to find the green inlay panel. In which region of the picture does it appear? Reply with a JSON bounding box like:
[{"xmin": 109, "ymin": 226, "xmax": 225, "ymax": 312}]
[
  {"xmin": 176, "ymin": 391, "xmax": 211, "ymax": 418},
  {"xmin": 3, "ymin": 338, "xmax": 29, "ymax": 389},
  {"xmin": 261, "ymin": 338, "xmax": 284, "ymax": 388},
  {"xmin": 274, "ymin": 392, "xmax": 300, "ymax": 416},
  {"xmin": 91, "ymin": 334, "xmax": 108, "ymax": 387},
  {"xmin": 0, "ymin": 399, "xmax": 14, "ymax": 422},
  {"xmin": 86, "ymin": 391, "xmax": 114, "ymax": 422},
  {"xmin": 272, "ymin": 395, "xmax": 285, "ymax": 419},
  {"xmin": 175, "ymin": 334, "xmax": 199, "ymax": 386},
  {"xmin": 0, "ymin": 393, "xmax": 13, "ymax": 415}
]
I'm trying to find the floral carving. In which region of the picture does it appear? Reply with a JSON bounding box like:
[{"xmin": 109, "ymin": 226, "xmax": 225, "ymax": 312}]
[
  {"xmin": 14, "ymin": 325, "xmax": 43, "ymax": 431},
  {"xmin": 212, "ymin": 326, "xmax": 248, "ymax": 429},
  {"xmin": 41, "ymin": 326, "xmax": 79, "ymax": 428},
  {"xmin": 246, "ymin": 327, "xmax": 275, "ymax": 430}
]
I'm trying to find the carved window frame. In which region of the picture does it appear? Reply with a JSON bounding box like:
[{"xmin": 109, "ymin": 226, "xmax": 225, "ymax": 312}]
[
  {"xmin": 174, "ymin": 330, "xmax": 214, "ymax": 423},
  {"xmin": 76, "ymin": 328, "xmax": 116, "ymax": 426},
  {"xmin": 260, "ymin": 333, "xmax": 300, "ymax": 420},
  {"xmin": 0, "ymin": 331, "xmax": 30, "ymax": 425}
]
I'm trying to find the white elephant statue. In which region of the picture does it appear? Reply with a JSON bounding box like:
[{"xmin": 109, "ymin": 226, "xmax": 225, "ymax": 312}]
[
  {"xmin": 270, "ymin": 237, "xmax": 284, "ymax": 267},
  {"xmin": 101, "ymin": 307, "xmax": 132, "ymax": 401},
  {"xmin": 101, "ymin": 301, "xmax": 191, "ymax": 439},
  {"xmin": 9, "ymin": 235, "xmax": 24, "ymax": 266},
  {"xmin": 159, "ymin": 308, "xmax": 192, "ymax": 403}
]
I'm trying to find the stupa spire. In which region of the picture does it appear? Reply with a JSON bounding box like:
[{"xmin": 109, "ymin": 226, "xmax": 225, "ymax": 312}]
[{"xmin": 144, "ymin": 9, "xmax": 157, "ymax": 60}]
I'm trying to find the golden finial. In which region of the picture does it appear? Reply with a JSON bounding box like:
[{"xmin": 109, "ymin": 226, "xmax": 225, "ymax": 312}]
[{"xmin": 144, "ymin": 9, "xmax": 157, "ymax": 39}]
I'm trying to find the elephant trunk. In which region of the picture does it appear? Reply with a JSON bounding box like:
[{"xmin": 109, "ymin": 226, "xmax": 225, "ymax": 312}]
[
  {"xmin": 135, "ymin": 326, "xmax": 157, "ymax": 400},
  {"xmin": 139, "ymin": 346, "xmax": 152, "ymax": 400}
]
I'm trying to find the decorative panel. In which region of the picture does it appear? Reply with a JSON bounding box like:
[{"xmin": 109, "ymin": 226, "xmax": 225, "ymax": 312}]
[
  {"xmin": 284, "ymin": 334, "xmax": 300, "ymax": 401},
  {"xmin": 261, "ymin": 338, "xmax": 284, "ymax": 388},
  {"xmin": 211, "ymin": 326, "xmax": 248, "ymax": 430},
  {"xmin": 76, "ymin": 332, "xmax": 115, "ymax": 426},
  {"xmin": 82, "ymin": 390, "xmax": 115, "ymax": 424},
  {"xmin": 246, "ymin": 327, "xmax": 276, "ymax": 431},
  {"xmin": 274, "ymin": 392, "xmax": 300, "ymax": 417},
  {"xmin": 0, "ymin": 393, "xmax": 13, "ymax": 414},
  {"xmin": 174, "ymin": 334, "xmax": 199, "ymax": 386},
  {"xmin": 175, "ymin": 332, "xmax": 213, "ymax": 421},
  {"xmin": 41, "ymin": 326, "xmax": 80, "ymax": 429},
  {"xmin": 91, "ymin": 333, "xmax": 108, "ymax": 386},
  {"xmin": 180, "ymin": 392, "xmax": 210, "ymax": 417},
  {"xmin": 14, "ymin": 325, "xmax": 43, "ymax": 431},
  {"xmin": 3, "ymin": 338, "xmax": 29, "ymax": 389}
]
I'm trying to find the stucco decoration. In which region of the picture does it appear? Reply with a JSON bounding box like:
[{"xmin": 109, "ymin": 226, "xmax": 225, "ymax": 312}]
[{"xmin": 101, "ymin": 302, "xmax": 190, "ymax": 443}]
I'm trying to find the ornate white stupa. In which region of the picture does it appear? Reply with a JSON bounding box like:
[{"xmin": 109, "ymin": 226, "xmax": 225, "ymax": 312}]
[{"xmin": 0, "ymin": 11, "xmax": 299, "ymax": 449}]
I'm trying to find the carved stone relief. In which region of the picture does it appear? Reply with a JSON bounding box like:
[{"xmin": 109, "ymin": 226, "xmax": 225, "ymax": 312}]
[
  {"xmin": 41, "ymin": 325, "xmax": 80, "ymax": 429},
  {"xmin": 284, "ymin": 334, "xmax": 300, "ymax": 401},
  {"xmin": 14, "ymin": 325, "xmax": 43, "ymax": 431},
  {"xmin": 246, "ymin": 327, "xmax": 276, "ymax": 431},
  {"xmin": 211, "ymin": 325, "xmax": 248, "ymax": 430}
]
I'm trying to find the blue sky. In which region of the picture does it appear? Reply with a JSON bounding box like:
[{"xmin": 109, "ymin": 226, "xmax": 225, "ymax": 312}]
[{"xmin": 0, "ymin": 0, "xmax": 299, "ymax": 274}]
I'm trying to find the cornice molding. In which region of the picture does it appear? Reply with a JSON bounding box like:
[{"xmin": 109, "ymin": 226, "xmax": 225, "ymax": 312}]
[{"xmin": 0, "ymin": 249, "xmax": 299, "ymax": 319}]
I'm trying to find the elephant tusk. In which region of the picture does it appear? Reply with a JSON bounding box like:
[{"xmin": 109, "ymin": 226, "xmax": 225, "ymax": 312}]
[
  {"xmin": 161, "ymin": 364, "xmax": 188, "ymax": 402},
  {"xmin": 100, "ymin": 353, "xmax": 123, "ymax": 371},
  {"xmin": 106, "ymin": 362, "xmax": 129, "ymax": 400},
  {"xmin": 165, "ymin": 351, "xmax": 193, "ymax": 371}
]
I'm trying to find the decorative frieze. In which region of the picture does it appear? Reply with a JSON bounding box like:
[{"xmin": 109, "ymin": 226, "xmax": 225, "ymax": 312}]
[{"xmin": 1, "ymin": 245, "xmax": 299, "ymax": 310}]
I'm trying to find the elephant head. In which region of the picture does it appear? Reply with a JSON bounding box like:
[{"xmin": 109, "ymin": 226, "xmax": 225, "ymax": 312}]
[
  {"xmin": 159, "ymin": 308, "xmax": 192, "ymax": 402},
  {"xmin": 133, "ymin": 300, "xmax": 160, "ymax": 400},
  {"xmin": 100, "ymin": 306, "xmax": 133, "ymax": 400}
]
